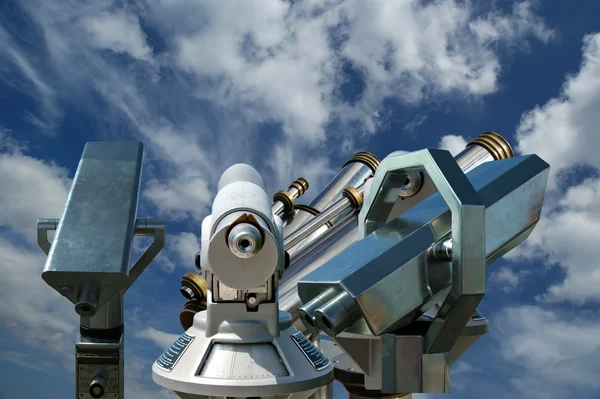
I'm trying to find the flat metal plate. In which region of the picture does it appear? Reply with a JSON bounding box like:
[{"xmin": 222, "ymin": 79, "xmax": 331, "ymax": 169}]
[
  {"xmin": 42, "ymin": 142, "xmax": 144, "ymax": 306},
  {"xmin": 291, "ymin": 331, "xmax": 331, "ymax": 371},
  {"xmin": 156, "ymin": 332, "xmax": 195, "ymax": 372}
]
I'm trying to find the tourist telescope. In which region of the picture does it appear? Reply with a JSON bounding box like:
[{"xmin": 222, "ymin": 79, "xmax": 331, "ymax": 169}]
[{"xmin": 38, "ymin": 132, "xmax": 549, "ymax": 398}]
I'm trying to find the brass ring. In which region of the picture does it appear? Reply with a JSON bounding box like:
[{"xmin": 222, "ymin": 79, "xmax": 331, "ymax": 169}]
[
  {"xmin": 342, "ymin": 186, "xmax": 363, "ymax": 208},
  {"xmin": 273, "ymin": 190, "xmax": 295, "ymax": 213},
  {"xmin": 481, "ymin": 131, "xmax": 514, "ymax": 158},
  {"xmin": 181, "ymin": 273, "xmax": 207, "ymax": 300},
  {"xmin": 342, "ymin": 152, "xmax": 380, "ymax": 173},
  {"xmin": 467, "ymin": 131, "xmax": 514, "ymax": 160},
  {"xmin": 290, "ymin": 177, "xmax": 309, "ymax": 194}
]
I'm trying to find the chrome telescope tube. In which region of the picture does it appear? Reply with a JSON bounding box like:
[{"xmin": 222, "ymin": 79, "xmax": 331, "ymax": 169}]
[
  {"xmin": 279, "ymin": 131, "xmax": 514, "ymax": 333},
  {"xmin": 283, "ymin": 152, "xmax": 378, "ymax": 235},
  {"xmin": 272, "ymin": 177, "xmax": 309, "ymax": 216},
  {"xmin": 284, "ymin": 184, "xmax": 364, "ymax": 251}
]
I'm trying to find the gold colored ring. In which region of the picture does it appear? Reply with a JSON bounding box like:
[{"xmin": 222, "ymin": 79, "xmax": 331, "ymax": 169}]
[
  {"xmin": 467, "ymin": 131, "xmax": 514, "ymax": 160},
  {"xmin": 273, "ymin": 190, "xmax": 295, "ymax": 213},
  {"xmin": 342, "ymin": 152, "xmax": 380, "ymax": 173},
  {"xmin": 292, "ymin": 177, "xmax": 309, "ymax": 194},
  {"xmin": 342, "ymin": 186, "xmax": 363, "ymax": 209},
  {"xmin": 481, "ymin": 131, "xmax": 514, "ymax": 158},
  {"xmin": 181, "ymin": 273, "xmax": 207, "ymax": 300}
]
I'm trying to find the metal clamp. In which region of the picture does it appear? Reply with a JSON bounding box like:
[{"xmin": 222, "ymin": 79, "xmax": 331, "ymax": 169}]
[{"xmin": 359, "ymin": 149, "xmax": 486, "ymax": 354}]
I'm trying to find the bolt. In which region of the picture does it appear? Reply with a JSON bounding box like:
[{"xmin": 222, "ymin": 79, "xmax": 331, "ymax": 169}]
[
  {"xmin": 248, "ymin": 295, "xmax": 257, "ymax": 305},
  {"xmin": 59, "ymin": 285, "xmax": 73, "ymax": 296}
]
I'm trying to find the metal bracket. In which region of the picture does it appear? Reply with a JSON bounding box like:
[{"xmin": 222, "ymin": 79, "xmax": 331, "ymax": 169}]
[
  {"xmin": 37, "ymin": 218, "xmax": 166, "ymax": 291},
  {"xmin": 359, "ymin": 149, "xmax": 486, "ymax": 354}
]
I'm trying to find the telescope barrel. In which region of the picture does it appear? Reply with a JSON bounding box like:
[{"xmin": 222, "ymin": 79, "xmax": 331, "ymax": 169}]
[{"xmin": 279, "ymin": 132, "xmax": 514, "ymax": 334}]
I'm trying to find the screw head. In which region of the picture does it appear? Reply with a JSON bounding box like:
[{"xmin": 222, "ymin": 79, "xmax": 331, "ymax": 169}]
[{"xmin": 59, "ymin": 285, "xmax": 73, "ymax": 296}]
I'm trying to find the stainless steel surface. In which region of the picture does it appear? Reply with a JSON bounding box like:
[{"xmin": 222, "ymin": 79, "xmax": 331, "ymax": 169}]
[
  {"xmin": 430, "ymin": 236, "xmax": 453, "ymax": 262},
  {"xmin": 283, "ymin": 160, "xmax": 373, "ymax": 236},
  {"xmin": 301, "ymin": 154, "xmax": 549, "ymax": 341},
  {"xmin": 75, "ymin": 283, "xmax": 100, "ymax": 317},
  {"xmin": 381, "ymin": 335, "xmax": 423, "ymax": 393},
  {"xmin": 398, "ymin": 171, "xmax": 423, "ymax": 198},
  {"xmin": 76, "ymin": 334, "xmax": 124, "ymax": 399},
  {"xmin": 306, "ymin": 149, "xmax": 487, "ymax": 337},
  {"xmin": 279, "ymin": 217, "xmax": 358, "ymax": 332},
  {"xmin": 284, "ymin": 196, "xmax": 353, "ymax": 251},
  {"xmin": 273, "ymin": 177, "xmax": 309, "ymax": 217},
  {"xmin": 280, "ymin": 140, "xmax": 514, "ymax": 337},
  {"xmin": 80, "ymin": 295, "xmax": 124, "ymax": 330},
  {"xmin": 329, "ymin": 310, "xmax": 490, "ymax": 394},
  {"xmin": 37, "ymin": 218, "xmax": 58, "ymax": 255},
  {"xmin": 289, "ymin": 211, "xmax": 357, "ymax": 264},
  {"xmin": 421, "ymin": 353, "xmax": 450, "ymax": 393},
  {"xmin": 41, "ymin": 141, "xmax": 144, "ymax": 314},
  {"xmin": 227, "ymin": 223, "xmax": 264, "ymax": 258},
  {"xmin": 287, "ymin": 224, "xmax": 330, "ymax": 261},
  {"xmin": 272, "ymin": 200, "xmax": 286, "ymax": 217},
  {"xmin": 454, "ymin": 144, "xmax": 495, "ymax": 174},
  {"xmin": 38, "ymin": 217, "xmax": 166, "ymax": 294},
  {"xmin": 384, "ymin": 140, "xmax": 506, "ymax": 233},
  {"xmin": 332, "ymin": 332, "xmax": 450, "ymax": 394},
  {"xmin": 315, "ymin": 291, "xmax": 361, "ymax": 337},
  {"xmin": 298, "ymin": 288, "xmax": 340, "ymax": 335},
  {"xmin": 199, "ymin": 343, "xmax": 289, "ymax": 378}
]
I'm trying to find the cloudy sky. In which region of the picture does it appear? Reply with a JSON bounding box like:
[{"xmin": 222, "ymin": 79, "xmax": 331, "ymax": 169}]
[{"xmin": 1, "ymin": 0, "xmax": 599, "ymax": 398}]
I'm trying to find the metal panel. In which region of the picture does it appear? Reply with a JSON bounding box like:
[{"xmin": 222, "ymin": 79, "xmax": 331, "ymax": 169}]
[
  {"xmin": 298, "ymin": 155, "xmax": 549, "ymax": 343},
  {"xmin": 41, "ymin": 141, "xmax": 144, "ymax": 313}
]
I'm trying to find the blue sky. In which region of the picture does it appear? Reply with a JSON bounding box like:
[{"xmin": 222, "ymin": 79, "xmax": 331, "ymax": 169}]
[{"xmin": 1, "ymin": 0, "xmax": 599, "ymax": 398}]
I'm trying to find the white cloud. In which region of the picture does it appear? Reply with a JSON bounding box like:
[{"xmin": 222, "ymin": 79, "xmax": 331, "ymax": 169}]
[
  {"xmin": 169, "ymin": 0, "xmax": 555, "ymax": 138},
  {"xmin": 493, "ymin": 305, "xmax": 600, "ymax": 399},
  {"xmin": 517, "ymin": 33, "xmax": 600, "ymax": 189},
  {"xmin": 144, "ymin": 177, "xmax": 212, "ymax": 221},
  {"xmin": 82, "ymin": 11, "xmax": 153, "ymax": 61},
  {"xmin": 439, "ymin": 134, "xmax": 468, "ymax": 156},
  {"xmin": 490, "ymin": 267, "xmax": 530, "ymax": 293},
  {"xmin": 0, "ymin": 137, "xmax": 77, "ymax": 369},
  {"xmin": 0, "ymin": 137, "xmax": 71, "ymax": 245},
  {"xmin": 404, "ymin": 114, "xmax": 427, "ymax": 133},
  {"xmin": 0, "ymin": 25, "xmax": 62, "ymax": 131},
  {"xmin": 506, "ymin": 33, "xmax": 600, "ymax": 304},
  {"xmin": 157, "ymin": 231, "xmax": 201, "ymax": 273},
  {"xmin": 469, "ymin": 1, "xmax": 555, "ymax": 46},
  {"xmin": 5, "ymin": 0, "xmax": 554, "ymax": 224},
  {"xmin": 439, "ymin": 34, "xmax": 600, "ymax": 306},
  {"xmin": 135, "ymin": 327, "xmax": 180, "ymax": 351},
  {"xmin": 508, "ymin": 177, "xmax": 600, "ymax": 304}
]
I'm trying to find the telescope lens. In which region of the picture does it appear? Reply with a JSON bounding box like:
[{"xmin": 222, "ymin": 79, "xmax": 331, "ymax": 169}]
[{"xmin": 227, "ymin": 223, "xmax": 263, "ymax": 258}]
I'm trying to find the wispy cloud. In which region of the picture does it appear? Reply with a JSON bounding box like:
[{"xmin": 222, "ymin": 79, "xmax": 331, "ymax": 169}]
[{"xmin": 2, "ymin": 0, "xmax": 555, "ymax": 220}]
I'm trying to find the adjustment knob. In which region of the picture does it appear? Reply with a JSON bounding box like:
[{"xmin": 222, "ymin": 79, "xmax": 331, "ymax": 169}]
[{"xmin": 89, "ymin": 374, "xmax": 107, "ymax": 398}]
